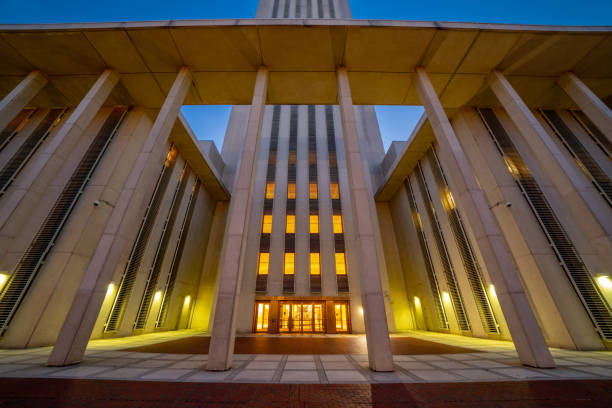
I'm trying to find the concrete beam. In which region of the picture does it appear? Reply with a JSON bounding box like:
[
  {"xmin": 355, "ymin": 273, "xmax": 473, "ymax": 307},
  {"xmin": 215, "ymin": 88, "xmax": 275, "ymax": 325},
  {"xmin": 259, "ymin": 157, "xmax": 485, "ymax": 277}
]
[
  {"xmin": 414, "ymin": 67, "xmax": 554, "ymax": 368},
  {"xmin": 206, "ymin": 66, "xmax": 268, "ymax": 371},
  {"xmin": 47, "ymin": 67, "xmax": 191, "ymax": 366},
  {"xmin": 336, "ymin": 67, "xmax": 393, "ymax": 372},
  {"xmin": 0, "ymin": 71, "xmax": 47, "ymax": 132},
  {"xmin": 558, "ymin": 72, "xmax": 612, "ymax": 143}
]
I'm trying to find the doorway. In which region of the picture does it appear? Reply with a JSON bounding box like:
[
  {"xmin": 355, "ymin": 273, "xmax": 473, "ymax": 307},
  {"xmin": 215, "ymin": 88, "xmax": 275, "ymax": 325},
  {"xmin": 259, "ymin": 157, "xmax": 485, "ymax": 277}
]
[{"xmin": 279, "ymin": 301, "xmax": 325, "ymax": 333}]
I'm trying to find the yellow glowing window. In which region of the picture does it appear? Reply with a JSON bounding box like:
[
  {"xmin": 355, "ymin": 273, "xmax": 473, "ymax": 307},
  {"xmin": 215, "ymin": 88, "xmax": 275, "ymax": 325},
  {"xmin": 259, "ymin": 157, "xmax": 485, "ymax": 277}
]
[
  {"xmin": 309, "ymin": 183, "xmax": 318, "ymax": 199},
  {"xmin": 330, "ymin": 183, "xmax": 340, "ymax": 199},
  {"xmin": 287, "ymin": 183, "xmax": 296, "ymax": 199},
  {"xmin": 333, "ymin": 215, "xmax": 343, "ymax": 233},
  {"xmin": 284, "ymin": 253, "xmax": 295, "ymax": 275},
  {"xmin": 309, "ymin": 215, "xmax": 319, "ymax": 234},
  {"xmin": 255, "ymin": 302, "xmax": 270, "ymax": 331},
  {"xmin": 286, "ymin": 215, "xmax": 295, "ymax": 233},
  {"xmin": 262, "ymin": 215, "xmax": 272, "ymax": 233},
  {"xmin": 265, "ymin": 183, "xmax": 275, "ymax": 199},
  {"xmin": 335, "ymin": 303, "xmax": 348, "ymax": 331},
  {"xmin": 310, "ymin": 253, "xmax": 320, "ymax": 275},
  {"xmin": 258, "ymin": 253, "xmax": 269, "ymax": 275},
  {"xmin": 335, "ymin": 253, "xmax": 346, "ymax": 275}
]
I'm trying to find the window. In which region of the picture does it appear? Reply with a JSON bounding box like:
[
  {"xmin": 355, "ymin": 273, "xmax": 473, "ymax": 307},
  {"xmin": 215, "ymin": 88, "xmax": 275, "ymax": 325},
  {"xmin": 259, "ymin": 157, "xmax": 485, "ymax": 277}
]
[
  {"xmin": 287, "ymin": 182, "xmax": 296, "ymax": 199},
  {"xmin": 258, "ymin": 253, "xmax": 269, "ymax": 275},
  {"xmin": 333, "ymin": 215, "xmax": 343, "ymax": 233},
  {"xmin": 284, "ymin": 253, "xmax": 295, "ymax": 275},
  {"xmin": 262, "ymin": 215, "xmax": 272, "ymax": 233},
  {"xmin": 330, "ymin": 183, "xmax": 340, "ymax": 199},
  {"xmin": 335, "ymin": 253, "xmax": 346, "ymax": 275},
  {"xmin": 335, "ymin": 303, "xmax": 349, "ymax": 332},
  {"xmin": 286, "ymin": 215, "xmax": 295, "ymax": 233},
  {"xmin": 255, "ymin": 302, "xmax": 269, "ymax": 331},
  {"xmin": 309, "ymin": 183, "xmax": 318, "ymax": 199},
  {"xmin": 310, "ymin": 253, "xmax": 320, "ymax": 275},
  {"xmin": 309, "ymin": 215, "xmax": 319, "ymax": 234},
  {"xmin": 265, "ymin": 183, "xmax": 275, "ymax": 199}
]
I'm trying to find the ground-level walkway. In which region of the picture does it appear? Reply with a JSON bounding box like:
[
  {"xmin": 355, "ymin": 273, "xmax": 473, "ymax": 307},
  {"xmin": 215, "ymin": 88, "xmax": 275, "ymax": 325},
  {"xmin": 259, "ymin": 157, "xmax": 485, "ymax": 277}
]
[{"xmin": 0, "ymin": 330, "xmax": 611, "ymax": 384}]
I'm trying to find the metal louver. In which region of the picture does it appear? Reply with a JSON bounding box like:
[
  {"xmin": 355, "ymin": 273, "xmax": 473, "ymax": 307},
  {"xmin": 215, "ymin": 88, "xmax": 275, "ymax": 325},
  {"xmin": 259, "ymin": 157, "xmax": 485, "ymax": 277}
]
[
  {"xmin": 404, "ymin": 177, "xmax": 449, "ymax": 330},
  {"xmin": 415, "ymin": 163, "xmax": 471, "ymax": 332},
  {"xmin": 477, "ymin": 108, "xmax": 612, "ymax": 341},
  {"xmin": 0, "ymin": 108, "xmax": 36, "ymax": 152},
  {"xmin": 427, "ymin": 149, "xmax": 499, "ymax": 334},
  {"xmin": 104, "ymin": 145, "xmax": 178, "ymax": 332},
  {"xmin": 0, "ymin": 107, "xmax": 127, "ymax": 336},
  {"xmin": 569, "ymin": 110, "xmax": 612, "ymax": 158}
]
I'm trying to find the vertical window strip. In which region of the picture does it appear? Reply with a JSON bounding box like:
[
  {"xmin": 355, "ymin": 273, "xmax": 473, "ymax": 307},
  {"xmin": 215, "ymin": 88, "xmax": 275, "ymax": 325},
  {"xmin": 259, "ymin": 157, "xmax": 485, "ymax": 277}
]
[
  {"xmin": 283, "ymin": 105, "xmax": 298, "ymax": 293},
  {"xmin": 328, "ymin": 0, "xmax": 336, "ymax": 18},
  {"xmin": 308, "ymin": 105, "xmax": 321, "ymax": 292},
  {"xmin": 317, "ymin": 0, "xmax": 324, "ymax": 18},
  {"xmin": 306, "ymin": 0, "xmax": 312, "ymax": 18},
  {"xmin": 283, "ymin": 0, "xmax": 290, "ymax": 18},
  {"xmin": 272, "ymin": 0, "xmax": 279, "ymax": 18},
  {"xmin": 295, "ymin": 0, "xmax": 301, "ymax": 17}
]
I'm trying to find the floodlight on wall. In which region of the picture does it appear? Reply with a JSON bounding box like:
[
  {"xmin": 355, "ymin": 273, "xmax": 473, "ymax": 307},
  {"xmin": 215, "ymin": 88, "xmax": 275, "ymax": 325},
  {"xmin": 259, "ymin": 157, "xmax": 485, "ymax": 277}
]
[
  {"xmin": 442, "ymin": 292, "xmax": 451, "ymax": 303},
  {"xmin": 184, "ymin": 296, "xmax": 191, "ymax": 306},
  {"xmin": 0, "ymin": 273, "xmax": 9, "ymax": 290},
  {"xmin": 597, "ymin": 275, "xmax": 612, "ymax": 290},
  {"xmin": 154, "ymin": 291, "xmax": 162, "ymax": 302},
  {"xmin": 106, "ymin": 283, "xmax": 115, "ymax": 297},
  {"xmin": 414, "ymin": 296, "xmax": 421, "ymax": 307},
  {"xmin": 489, "ymin": 285, "xmax": 497, "ymax": 298}
]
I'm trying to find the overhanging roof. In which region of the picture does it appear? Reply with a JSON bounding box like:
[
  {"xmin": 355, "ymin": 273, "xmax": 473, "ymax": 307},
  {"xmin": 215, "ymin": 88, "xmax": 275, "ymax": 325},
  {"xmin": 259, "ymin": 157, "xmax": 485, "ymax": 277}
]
[{"xmin": 0, "ymin": 19, "xmax": 611, "ymax": 108}]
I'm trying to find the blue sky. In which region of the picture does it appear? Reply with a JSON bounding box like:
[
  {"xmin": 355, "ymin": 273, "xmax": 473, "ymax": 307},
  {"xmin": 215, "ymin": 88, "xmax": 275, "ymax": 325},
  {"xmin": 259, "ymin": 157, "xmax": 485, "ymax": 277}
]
[{"xmin": 2, "ymin": 0, "xmax": 610, "ymax": 150}]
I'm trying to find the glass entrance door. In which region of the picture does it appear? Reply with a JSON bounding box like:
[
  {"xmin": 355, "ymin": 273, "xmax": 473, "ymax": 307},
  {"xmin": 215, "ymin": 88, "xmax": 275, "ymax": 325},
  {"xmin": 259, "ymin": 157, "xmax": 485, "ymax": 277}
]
[{"xmin": 279, "ymin": 301, "xmax": 325, "ymax": 333}]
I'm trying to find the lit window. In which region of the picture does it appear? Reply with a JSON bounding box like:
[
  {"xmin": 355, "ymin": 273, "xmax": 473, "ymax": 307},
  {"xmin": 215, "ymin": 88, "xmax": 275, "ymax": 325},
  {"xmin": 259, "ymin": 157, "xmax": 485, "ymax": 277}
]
[
  {"xmin": 287, "ymin": 182, "xmax": 296, "ymax": 199},
  {"xmin": 284, "ymin": 253, "xmax": 295, "ymax": 275},
  {"xmin": 333, "ymin": 215, "xmax": 343, "ymax": 233},
  {"xmin": 265, "ymin": 183, "xmax": 275, "ymax": 199},
  {"xmin": 309, "ymin": 183, "xmax": 318, "ymax": 199},
  {"xmin": 258, "ymin": 253, "xmax": 269, "ymax": 275},
  {"xmin": 262, "ymin": 215, "xmax": 272, "ymax": 233},
  {"xmin": 330, "ymin": 183, "xmax": 340, "ymax": 199},
  {"xmin": 256, "ymin": 302, "xmax": 270, "ymax": 331},
  {"xmin": 310, "ymin": 253, "xmax": 320, "ymax": 275},
  {"xmin": 335, "ymin": 253, "xmax": 346, "ymax": 275},
  {"xmin": 335, "ymin": 303, "xmax": 348, "ymax": 331},
  {"xmin": 286, "ymin": 215, "xmax": 295, "ymax": 233},
  {"xmin": 309, "ymin": 215, "xmax": 319, "ymax": 234}
]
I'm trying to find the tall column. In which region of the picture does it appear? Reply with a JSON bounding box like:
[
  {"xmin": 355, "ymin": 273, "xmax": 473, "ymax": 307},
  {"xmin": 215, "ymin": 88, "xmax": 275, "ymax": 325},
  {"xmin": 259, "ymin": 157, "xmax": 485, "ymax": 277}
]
[
  {"xmin": 0, "ymin": 71, "xmax": 47, "ymax": 132},
  {"xmin": 415, "ymin": 67, "xmax": 554, "ymax": 368},
  {"xmin": 206, "ymin": 67, "xmax": 268, "ymax": 371},
  {"xmin": 489, "ymin": 70, "xmax": 612, "ymax": 260},
  {"xmin": 336, "ymin": 67, "xmax": 393, "ymax": 372},
  {"xmin": 558, "ymin": 72, "xmax": 612, "ymax": 142},
  {"xmin": 48, "ymin": 67, "xmax": 192, "ymax": 366}
]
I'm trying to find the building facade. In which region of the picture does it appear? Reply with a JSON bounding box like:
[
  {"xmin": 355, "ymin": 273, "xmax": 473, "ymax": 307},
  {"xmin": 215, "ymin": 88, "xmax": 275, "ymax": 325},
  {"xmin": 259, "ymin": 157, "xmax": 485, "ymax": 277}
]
[{"xmin": 0, "ymin": 0, "xmax": 610, "ymax": 372}]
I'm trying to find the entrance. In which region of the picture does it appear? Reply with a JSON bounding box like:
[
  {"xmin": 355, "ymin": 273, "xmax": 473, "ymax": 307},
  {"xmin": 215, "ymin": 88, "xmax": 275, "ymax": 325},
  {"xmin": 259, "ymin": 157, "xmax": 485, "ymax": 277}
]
[{"xmin": 279, "ymin": 301, "xmax": 325, "ymax": 333}]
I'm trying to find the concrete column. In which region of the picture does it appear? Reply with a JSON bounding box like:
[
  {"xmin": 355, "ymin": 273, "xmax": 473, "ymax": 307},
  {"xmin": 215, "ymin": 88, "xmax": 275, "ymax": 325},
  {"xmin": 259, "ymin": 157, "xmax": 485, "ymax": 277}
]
[
  {"xmin": 206, "ymin": 67, "xmax": 268, "ymax": 371},
  {"xmin": 0, "ymin": 71, "xmax": 47, "ymax": 132},
  {"xmin": 336, "ymin": 68, "xmax": 393, "ymax": 371},
  {"xmin": 489, "ymin": 70, "xmax": 612, "ymax": 262},
  {"xmin": 415, "ymin": 67, "xmax": 554, "ymax": 367},
  {"xmin": 48, "ymin": 67, "xmax": 192, "ymax": 366},
  {"xmin": 558, "ymin": 72, "xmax": 612, "ymax": 143}
]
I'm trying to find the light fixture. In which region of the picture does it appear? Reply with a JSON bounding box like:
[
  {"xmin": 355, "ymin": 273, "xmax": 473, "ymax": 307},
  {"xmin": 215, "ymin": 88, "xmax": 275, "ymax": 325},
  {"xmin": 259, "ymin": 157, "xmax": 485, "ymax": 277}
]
[
  {"xmin": 0, "ymin": 273, "xmax": 9, "ymax": 289},
  {"xmin": 597, "ymin": 275, "xmax": 612, "ymax": 290},
  {"xmin": 106, "ymin": 283, "xmax": 115, "ymax": 297},
  {"xmin": 442, "ymin": 291, "xmax": 451, "ymax": 302},
  {"xmin": 359, "ymin": 306, "xmax": 364, "ymax": 316},
  {"xmin": 414, "ymin": 296, "xmax": 421, "ymax": 307},
  {"xmin": 154, "ymin": 291, "xmax": 162, "ymax": 301},
  {"xmin": 184, "ymin": 295, "xmax": 191, "ymax": 306},
  {"xmin": 489, "ymin": 285, "xmax": 497, "ymax": 297}
]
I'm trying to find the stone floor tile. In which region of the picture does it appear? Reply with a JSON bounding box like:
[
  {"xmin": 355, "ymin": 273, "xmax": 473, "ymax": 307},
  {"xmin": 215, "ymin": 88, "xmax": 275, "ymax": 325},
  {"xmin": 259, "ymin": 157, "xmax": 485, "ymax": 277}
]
[
  {"xmin": 351, "ymin": 355, "xmax": 369, "ymax": 361},
  {"xmin": 429, "ymin": 360, "xmax": 472, "ymax": 369},
  {"xmin": 233, "ymin": 354, "xmax": 252, "ymax": 360},
  {"xmin": 284, "ymin": 361, "xmax": 316, "ymax": 370},
  {"xmin": 319, "ymin": 355, "xmax": 348, "ymax": 362},
  {"xmin": 141, "ymin": 369, "xmax": 194, "ymax": 380},
  {"xmin": 369, "ymin": 372, "xmax": 416, "ymax": 383},
  {"xmin": 445, "ymin": 354, "xmax": 480, "ymax": 361},
  {"xmin": 553, "ymin": 358, "xmax": 585, "ymax": 366},
  {"xmin": 464, "ymin": 360, "xmax": 510, "ymax": 368},
  {"xmin": 49, "ymin": 366, "xmax": 112, "ymax": 378},
  {"xmin": 409, "ymin": 370, "xmax": 462, "ymax": 381},
  {"xmin": 0, "ymin": 364, "xmax": 29, "ymax": 375},
  {"xmin": 128, "ymin": 359, "xmax": 174, "ymax": 368},
  {"xmin": 245, "ymin": 361, "xmax": 279, "ymax": 370},
  {"xmin": 565, "ymin": 357, "xmax": 611, "ymax": 365},
  {"xmin": 393, "ymin": 355, "xmax": 416, "ymax": 361},
  {"xmin": 286, "ymin": 355, "xmax": 314, "ymax": 361},
  {"xmin": 325, "ymin": 370, "xmax": 367, "ymax": 382},
  {"xmin": 451, "ymin": 369, "xmax": 506, "ymax": 380},
  {"xmin": 538, "ymin": 368, "xmax": 597, "ymax": 378},
  {"xmin": 491, "ymin": 367, "xmax": 551, "ymax": 379},
  {"xmin": 187, "ymin": 355, "xmax": 208, "ymax": 361},
  {"xmin": 280, "ymin": 370, "xmax": 319, "ymax": 382},
  {"xmin": 571, "ymin": 366, "xmax": 612, "ymax": 377},
  {"xmin": 91, "ymin": 351, "xmax": 131, "ymax": 358},
  {"xmin": 152, "ymin": 354, "xmax": 191, "ymax": 360},
  {"xmin": 233, "ymin": 370, "xmax": 275, "ymax": 382},
  {"xmin": 168, "ymin": 360, "xmax": 206, "ymax": 369},
  {"xmin": 322, "ymin": 361, "xmax": 354, "ymax": 370},
  {"xmin": 185, "ymin": 370, "xmax": 231, "ymax": 382},
  {"xmin": 6, "ymin": 366, "xmax": 65, "ymax": 377},
  {"xmin": 125, "ymin": 353, "xmax": 160, "ymax": 359},
  {"xmin": 95, "ymin": 367, "xmax": 152, "ymax": 379},
  {"xmin": 253, "ymin": 355, "xmax": 283, "ymax": 361},
  {"xmin": 396, "ymin": 361, "xmax": 433, "ymax": 370},
  {"xmin": 0, "ymin": 354, "xmax": 42, "ymax": 364},
  {"xmin": 91, "ymin": 357, "xmax": 139, "ymax": 367},
  {"xmin": 412, "ymin": 354, "xmax": 449, "ymax": 361}
]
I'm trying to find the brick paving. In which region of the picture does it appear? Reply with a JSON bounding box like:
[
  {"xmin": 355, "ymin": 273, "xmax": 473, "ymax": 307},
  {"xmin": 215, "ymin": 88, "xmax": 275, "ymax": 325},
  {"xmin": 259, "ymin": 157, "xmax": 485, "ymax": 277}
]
[{"xmin": 0, "ymin": 378, "xmax": 609, "ymax": 407}]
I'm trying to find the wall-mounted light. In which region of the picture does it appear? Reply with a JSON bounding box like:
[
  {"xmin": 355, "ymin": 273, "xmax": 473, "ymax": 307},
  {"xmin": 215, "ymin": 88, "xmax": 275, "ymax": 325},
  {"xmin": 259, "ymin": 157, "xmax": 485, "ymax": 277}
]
[
  {"xmin": 597, "ymin": 275, "xmax": 612, "ymax": 290},
  {"xmin": 0, "ymin": 273, "xmax": 9, "ymax": 290},
  {"xmin": 184, "ymin": 295, "xmax": 191, "ymax": 306},
  {"xmin": 442, "ymin": 291, "xmax": 451, "ymax": 303},
  {"xmin": 154, "ymin": 291, "xmax": 162, "ymax": 301},
  {"xmin": 414, "ymin": 296, "xmax": 421, "ymax": 307},
  {"xmin": 489, "ymin": 285, "xmax": 497, "ymax": 297},
  {"xmin": 359, "ymin": 306, "xmax": 364, "ymax": 316},
  {"xmin": 106, "ymin": 283, "xmax": 115, "ymax": 297}
]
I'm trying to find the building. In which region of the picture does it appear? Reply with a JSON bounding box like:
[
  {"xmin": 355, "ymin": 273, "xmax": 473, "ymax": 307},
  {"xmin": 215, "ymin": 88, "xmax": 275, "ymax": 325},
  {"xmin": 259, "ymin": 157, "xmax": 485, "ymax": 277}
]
[{"xmin": 0, "ymin": 0, "xmax": 610, "ymax": 373}]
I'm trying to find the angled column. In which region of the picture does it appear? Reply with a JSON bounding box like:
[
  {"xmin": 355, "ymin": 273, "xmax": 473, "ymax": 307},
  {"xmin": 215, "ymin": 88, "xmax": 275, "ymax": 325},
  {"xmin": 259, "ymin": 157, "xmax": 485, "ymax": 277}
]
[
  {"xmin": 206, "ymin": 67, "xmax": 268, "ymax": 371},
  {"xmin": 415, "ymin": 67, "xmax": 554, "ymax": 368},
  {"xmin": 336, "ymin": 67, "xmax": 393, "ymax": 372},
  {"xmin": 0, "ymin": 71, "xmax": 47, "ymax": 132},
  {"xmin": 558, "ymin": 72, "xmax": 612, "ymax": 142},
  {"xmin": 489, "ymin": 70, "xmax": 612, "ymax": 259},
  {"xmin": 48, "ymin": 67, "xmax": 192, "ymax": 366}
]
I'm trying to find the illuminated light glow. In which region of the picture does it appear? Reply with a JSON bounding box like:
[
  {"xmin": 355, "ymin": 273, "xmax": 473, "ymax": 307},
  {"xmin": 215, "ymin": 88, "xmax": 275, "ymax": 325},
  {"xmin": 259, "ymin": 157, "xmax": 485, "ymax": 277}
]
[
  {"xmin": 489, "ymin": 284, "xmax": 497, "ymax": 297},
  {"xmin": 597, "ymin": 275, "xmax": 612, "ymax": 290},
  {"xmin": 333, "ymin": 215, "xmax": 343, "ymax": 233},
  {"xmin": 287, "ymin": 182, "xmax": 296, "ymax": 199},
  {"xmin": 106, "ymin": 283, "xmax": 115, "ymax": 297},
  {"xmin": 359, "ymin": 306, "xmax": 364, "ymax": 316},
  {"xmin": 414, "ymin": 296, "xmax": 421, "ymax": 307},
  {"xmin": 335, "ymin": 253, "xmax": 346, "ymax": 275},
  {"xmin": 265, "ymin": 183, "xmax": 275, "ymax": 199},
  {"xmin": 309, "ymin": 214, "xmax": 319, "ymax": 233},
  {"xmin": 0, "ymin": 273, "xmax": 9, "ymax": 289},
  {"xmin": 286, "ymin": 215, "xmax": 295, "ymax": 233},
  {"xmin": 284, "ymin": 253, "xmax": 295, "ymax": 275},
  {"xmin": 184, "ymin": 295, "xmax": 191, "ymax": 306},
  {"xmin": 446, "ymin": 190, "xmax": 456, "ymax": 210},
  {"xmin": 262, "ymin": 215, "xmax": 272, "ymax": 233},
  {"xmin": 310, "ymin": 253, "xmax": 320, "ymax": 275},
  {"xmin": 309, "ymin": 183, "xmax": 318, "ymax": 199},
  {"xmin": 154, "ymin": 291, "xmax": 162, "ymax": 302},
  {"xmin": 258, "ymin": 253, "xmax": 269, "ymax": 275},
  {"xmin": 442, "ymin": 291, "xmax": 451, "ymax": 302},
  {"xmin": 330, "ymin": 183, "xmax": 340, "ymax": 199}
]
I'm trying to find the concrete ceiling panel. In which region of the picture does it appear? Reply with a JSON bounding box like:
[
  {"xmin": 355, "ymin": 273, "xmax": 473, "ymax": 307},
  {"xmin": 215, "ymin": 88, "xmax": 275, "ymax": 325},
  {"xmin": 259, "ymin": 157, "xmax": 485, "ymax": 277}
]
[
  {"xmin": 193, "ymin": 71, "xmax": 256, "ymax": 104},
  {"xmin": 402, "ymin": 73, "xmax": 450, "ymax": 105},
  {"xmin": 154, "ymin": 72, "xmax": 202, "ymax": 105},
  {"xmin": 456, "ymin": 32, "xmax": 520, "ymax": 74},
  {"xmin": 0, "ymin": 76, "xmax": 24, "ymax": 100},
  {"xmin": 260, "ymin": 27, "xmax": 337, "ymax": 71},
  {"xmin": 0, "ymin": 37, "xmax": 33, "ymax": 75},
  {"xmin": 573, "ymin": 35, "xmax": 612, "ymax": 78},
  {"xmin": 267, "ymin": 71, "xmax": 336, "ymax": 104},
  {"xmin": 126, "ymin": 29, "xmax": 183, "ymax": 72},
  {"xmin": 582, "ymin": 78, "xmax": 612, "ymax": 100},
  {"xmin": 50, "ymin": 75, "xmax": 98, "ymax": 106},
  {"xmin": 506, "ymin": 76, "xmax": 557, "ymax": 107},
  {"xmin": 422, "ymin": 30, "xmax": 478, "ymax": 73},
  {"xmin": 84, "ymin": 31, "xmax": 149, "ymax": 73},
  {"xmin": 440, "ymin": 74, "xmax": 486, "ymax": 108},
  {"xmin": 344, "ymin": 27, "xmax": 435, "ymax": 72},
  {"xmin": 171, "ymin": 27, "xmax": 261, "ymax": 71},
  {"xmin": 347, "ymin": 72, "xmax": 411, "ymax": 105},
  {"xmin": 120, "ymin": 73, "xmax": 165, "ymax": 107}
]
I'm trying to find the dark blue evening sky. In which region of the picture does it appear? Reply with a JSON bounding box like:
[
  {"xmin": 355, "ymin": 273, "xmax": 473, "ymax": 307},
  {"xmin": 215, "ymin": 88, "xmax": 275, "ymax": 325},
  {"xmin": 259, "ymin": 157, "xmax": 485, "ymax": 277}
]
[{"xmin": 1, "ymin": 0, "xmax": 610, "ymax": 150}]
